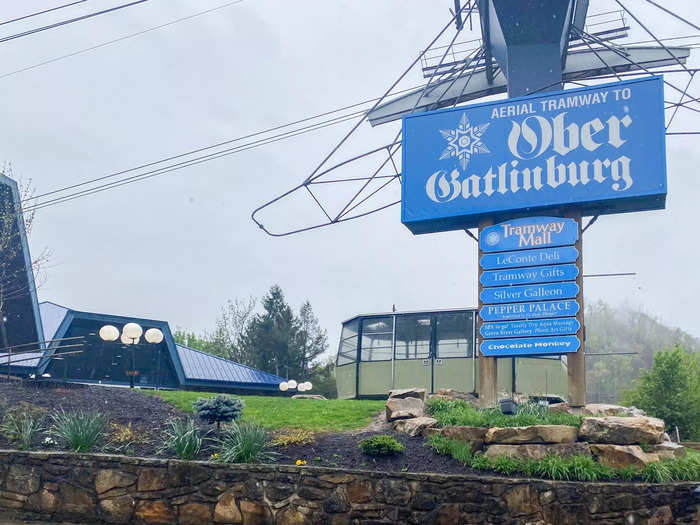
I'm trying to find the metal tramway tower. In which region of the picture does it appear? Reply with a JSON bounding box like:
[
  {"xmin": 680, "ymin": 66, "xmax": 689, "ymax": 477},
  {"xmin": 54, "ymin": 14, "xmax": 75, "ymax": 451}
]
[
  {"xmin": 251, "ymin": 1, "xmax": 699, "ymax": 405},
  {"xmin": 251, "ymin": 0, "xmax": 698, "ymax": 237}
]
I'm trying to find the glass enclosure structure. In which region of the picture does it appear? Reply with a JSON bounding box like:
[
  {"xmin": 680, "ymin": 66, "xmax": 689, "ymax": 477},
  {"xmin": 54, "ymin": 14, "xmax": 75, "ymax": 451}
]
[{"xmin": 336, "ymin": 308, "xmax": 568, "ymax": 399}]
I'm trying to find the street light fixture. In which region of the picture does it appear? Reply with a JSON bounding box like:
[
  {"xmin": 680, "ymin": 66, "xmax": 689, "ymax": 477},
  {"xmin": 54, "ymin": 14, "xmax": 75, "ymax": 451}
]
[
  {"xmin": 99, "ymin": 323, "xmax": 163, "ymax": 389},
  {"xmin": 278, "ymin": 379, "xmax": 313, "ymax": 393}
]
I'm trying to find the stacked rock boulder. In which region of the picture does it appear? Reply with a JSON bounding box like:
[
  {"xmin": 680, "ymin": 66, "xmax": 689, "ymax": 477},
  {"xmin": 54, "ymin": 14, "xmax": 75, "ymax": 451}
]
[
  {"xmin": 386, "ymin": 390, "xmax": 686, "ymax": 468},
  {"xmin": 385, "ymin": 388, "xmax": 439, "ymax": 437}
]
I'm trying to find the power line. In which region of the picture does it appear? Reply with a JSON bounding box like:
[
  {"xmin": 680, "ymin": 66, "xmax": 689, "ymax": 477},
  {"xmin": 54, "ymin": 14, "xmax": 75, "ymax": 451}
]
[
  {"xmin": 0, "ymin": 0, "xmax": 245, "ymax": 81},
  {"xmin": 0, "ymin": 0, "xmax": 87, "ymax": 27},
  {"xmin": 22, "ymin": 111, "xmax": 366, "ymax": 213},
  {"xmin": 22, "ymin": 83, "xmax": 427, "ymax": 207},
  {"xmin": 0, "ymin": 1, "xmax": 149, "ymax": 45}
]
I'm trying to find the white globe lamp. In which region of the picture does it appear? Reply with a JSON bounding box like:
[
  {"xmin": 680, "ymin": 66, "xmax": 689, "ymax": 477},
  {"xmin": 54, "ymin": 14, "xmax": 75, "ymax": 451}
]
[
  {"xmin": 144, "ymin": 328, "xmax": 164, "ymax": 344},
  {"xmin": 99, "ymin": 325, "xmax": 120, "ymax": 342},
  {"xmin": 123, "ymin": 322, "xmax": 143, "ymax": 340},
  {"xmin": 304, "ymin": 382, "xmax": 313, "ymax": 391},
  {"xmin": 297, "ymin": 383, "xmax": 306, "ymax": 392},
  {"xmin": 287, "ymin": 379, "xmax": 298, "ymax": 390},
  {"xmin": 120, "ymin": 333, "xmax": 133, "ymax": 345},
  {"xmin": 279, "ymin": 381, "xmax": 289, "ymax": 392}
]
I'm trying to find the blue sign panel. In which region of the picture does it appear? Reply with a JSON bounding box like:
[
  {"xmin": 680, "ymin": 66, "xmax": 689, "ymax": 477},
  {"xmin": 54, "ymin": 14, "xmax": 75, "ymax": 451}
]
[
  {"xmin": 480, "ymin": 318, "xmax": 580, "ymax": 339},
  {"xmin": 481, "ymin": 264, "xmax": 579, "ymax": 287},
  {"xmin": 480, "ymin": 336, "xmax": 580, "ymax": 357},
  {"xmin": 401, "ymin": 76, "xmax": 667, "ymax": 234},
  {"xmin": 480, "ymin": 217, "xmax": 578, "ymax": 252},
  {"xmin": 480, "ymin": 300, "xmax": 580, "ymax": 321},
  {"xmin": 480, "ymin": 282, "xmax": 579, "ymax": 304},
  {"xmin": 480, "ymin": 246, "xmax": 579, "ymax": 270}
]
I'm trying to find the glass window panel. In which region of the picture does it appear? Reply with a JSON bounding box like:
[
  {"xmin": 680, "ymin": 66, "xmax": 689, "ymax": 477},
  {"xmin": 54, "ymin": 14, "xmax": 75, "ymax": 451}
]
[
  {"xmin": 360, "ymin": 317, "xmax": 393, "ymax": 361},
  {"xmin": 436, "ymin": 312, "xmax": 473, "ymax": 358},
  {"xmin": 337, "ymin": 319, "xmax": 359, "ymax": 366},
  {"xmin": 394, "ymin": 315, "xmax": 431, "ymax": 360}
]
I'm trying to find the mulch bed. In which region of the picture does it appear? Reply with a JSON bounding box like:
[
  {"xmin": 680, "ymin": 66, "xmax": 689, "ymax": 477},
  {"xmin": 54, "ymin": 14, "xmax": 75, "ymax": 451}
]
[
  {"xmin": 0, "ymin": 381, "xmax": 200, "ymax": 459},
  {"xmin": 0, "ymin": 382, "xmax": 474, "ymax": 474},
  {"xmin": 276, "ymin": 431, "xmax": 471, "ymax": 475}
]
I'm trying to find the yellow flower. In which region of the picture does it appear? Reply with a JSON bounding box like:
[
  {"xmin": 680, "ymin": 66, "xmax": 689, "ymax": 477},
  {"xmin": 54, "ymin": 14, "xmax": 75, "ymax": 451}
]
[
  {"xmin": 211, "ymin": 453, "xmax": 219, "ymax": 459},
  {"xmin": 295, "ymin": 459, "xmax": 307, "ymax": 466}
]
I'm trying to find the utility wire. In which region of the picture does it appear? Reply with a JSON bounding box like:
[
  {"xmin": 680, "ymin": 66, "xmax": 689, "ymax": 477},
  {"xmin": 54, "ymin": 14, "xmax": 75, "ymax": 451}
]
[
  {"xmin": 0, "ymin": 1, "xmax": 149, "ymax": 45},
  {"xmin": 0, "ymin": 1, "xmax": 87, "ymax": 27},
  {"xmin": 22, "ymin": 83, "xmax": 427, "ymax": 206},
  {"xmin": 0, "ymin": 0, "xmax": 244, "ymax": 81},
  {"xmin": 22, "ymin": 111, "xmax": 366, "ymax": 212}
]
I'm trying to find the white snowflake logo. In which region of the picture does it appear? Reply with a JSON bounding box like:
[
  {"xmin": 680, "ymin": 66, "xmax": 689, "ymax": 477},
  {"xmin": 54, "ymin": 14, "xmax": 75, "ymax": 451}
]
[{"xmin": 439, "ymin": 113, "xmax": 490, "ymax": 170}]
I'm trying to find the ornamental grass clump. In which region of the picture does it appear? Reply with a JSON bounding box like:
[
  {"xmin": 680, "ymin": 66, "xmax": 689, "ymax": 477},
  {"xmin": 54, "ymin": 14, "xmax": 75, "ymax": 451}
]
[
  {"xmin": 216, "ymin": 421, "xmax": 276, "ymax": 464},
  {"xmin": 50, "ymin": 409, "xmax": 106, "ymax": 453},
  {"xmin": 1, "ymin": 412, "xmax": 43, "ymax": 450},
  {"xmin": 426, "ymin": 398, "xmax": 581, "ymax": 428},
  {"xmin": 159, "ymin": 418, "xmax": 203, "ymax": 460},
  {"xmin": 193, "ymin": 395, "xmax": 244, "ymax": 432},
  {"xmin": 358, "ymin": 434, "xmax": 404, "ymax": 456},
  {"xmin": 426, "ymin": 434, "xmax": 472, "ymax": 465}
]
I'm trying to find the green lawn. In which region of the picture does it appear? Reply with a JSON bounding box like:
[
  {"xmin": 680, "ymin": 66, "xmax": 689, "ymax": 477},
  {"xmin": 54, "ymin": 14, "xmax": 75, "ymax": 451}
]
[{"xmin": 144, "ymin": 391, "xmax": 385, "ymax": 432}]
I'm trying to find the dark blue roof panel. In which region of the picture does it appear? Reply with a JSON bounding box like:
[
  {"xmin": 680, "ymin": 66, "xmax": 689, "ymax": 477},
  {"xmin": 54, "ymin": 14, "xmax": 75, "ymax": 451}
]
[{"xmin": 176, "ymin": 344, "xmax": 284, "ymax": 386}]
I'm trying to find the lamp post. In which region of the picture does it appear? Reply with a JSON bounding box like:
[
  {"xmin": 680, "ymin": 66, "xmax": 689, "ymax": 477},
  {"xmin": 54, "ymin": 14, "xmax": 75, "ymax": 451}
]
[{"xmin": 99, "ymin": 323, "xmax": 164, "ymax": 388}]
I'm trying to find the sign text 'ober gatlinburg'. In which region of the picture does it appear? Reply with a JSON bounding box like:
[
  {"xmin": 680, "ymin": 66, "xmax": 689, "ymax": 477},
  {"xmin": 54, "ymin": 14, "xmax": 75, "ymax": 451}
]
[{"xmin": 426, "ymin": 104, "xmax": 634, "ymax": 204}]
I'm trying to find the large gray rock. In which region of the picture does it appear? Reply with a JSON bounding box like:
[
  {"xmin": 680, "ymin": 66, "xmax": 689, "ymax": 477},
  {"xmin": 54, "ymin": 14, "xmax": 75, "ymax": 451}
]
[
  {"xmin": 590, "ymin": 444, "xmax": 660, "ymax": 468},
  {"xmin": 393, "ymin": 417, "xmax": 438, "ymax": 437},
  {"xmin": 385, "ymin": 397, "xmax": 424, "ymax": 421},
  {"xmin": 579, "ymin": 416, "xmax": 665, "ymax": 445},
  {"xmin": 651, "ymin": 441, "xmax": 687, "ymax": 460},
  {"xmin": 388, "ymin": 388, "xmax": 426, "ymax": 402},
  {"xmin": 423, "ymin": 426, "xmax": 487, "ymax": 451},
  {"xmin": 582, "ymin": 404, "xmax": 646, "ymax": 417},
  {"xmin": 428, "ymin": 389, "xmax": 478, "ymax": 405},
  {"xmin": 485, "ymin": 425, "xmax": 578, "ymax": 444},
  {"xmin": 291, "ymin": 394, "xmax": 327, "ymax": 400},
  {"xmin": 484, "ymin": 443, "xmax": 590, "ymax": 460}
]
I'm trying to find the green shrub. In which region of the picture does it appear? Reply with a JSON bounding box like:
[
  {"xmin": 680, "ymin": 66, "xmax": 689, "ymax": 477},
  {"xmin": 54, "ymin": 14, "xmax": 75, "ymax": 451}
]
[
  {"xmin": 426, "ymin": 398, "xmax": 581, "ymax": 428},
  {"xmin": 358, "ymin": 434, "xmax": 404, "ymax": 456},
  {"xmin": 159, "ymin": 418, "xmax": 203, "ymax": 460},
  {"xmin": 217, "ymin": 421, "xmax": 276, "ymax": 464},
  {"xmin": 622, "ymin": 346, "xmax": 700, "ymax": 440},
  {"xmin": 1, "ymin": 412, "xmax": 43, "ymax": 450},
  {"xmin": 193, "ymin": 395, "xmax": 244, "ymax": 431},
  {"xmin": 50, "ymin": 409, "xmax": 106, "ymax": 453}
]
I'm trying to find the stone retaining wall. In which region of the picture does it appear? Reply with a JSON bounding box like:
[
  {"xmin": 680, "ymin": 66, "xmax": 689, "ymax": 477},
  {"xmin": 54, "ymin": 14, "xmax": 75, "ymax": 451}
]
[{"xmin": 0, "ymin": 450, "xmax": 696, "ymax": 524}]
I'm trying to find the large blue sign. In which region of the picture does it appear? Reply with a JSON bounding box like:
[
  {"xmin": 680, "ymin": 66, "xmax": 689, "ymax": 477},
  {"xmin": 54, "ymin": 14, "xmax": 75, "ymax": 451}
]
[
  {"xmin": 480, "ymin": 282, "xmax": 579, "ymax": 304},
  {"xmin": 480, "ymin": 336, "xmax": 580, "ymax": 357},
  {"xmin": 480, "ymin": 300, "xmax": 580, "ymax": 321},
  {"xmin": 480, "ymin": 246, "xmax": 579, "ymax": 270},
  {"xmin": 480, "ymin": 318, "xmax": 580, "ymax": 339},
  {"xmin": 480, "ymin": 217, "xmax": 578, "ymax": 252},
  {"xmin": 401, "ymin": 76, "xmax": 667, "ymax": 234},
  {"xmin": 481, "ymin": 263, "xmax": 579, "ymax": 287}
]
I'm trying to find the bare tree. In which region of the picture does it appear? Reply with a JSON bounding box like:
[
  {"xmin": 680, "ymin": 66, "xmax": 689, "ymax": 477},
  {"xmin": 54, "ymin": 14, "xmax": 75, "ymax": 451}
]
[
  {"xmin": 208, "ymin": 296, "xmax": 257, "ymax": 361},
  {"xmin": 0, "ymin": 165, "xmax": 51, "ymax": 350}
]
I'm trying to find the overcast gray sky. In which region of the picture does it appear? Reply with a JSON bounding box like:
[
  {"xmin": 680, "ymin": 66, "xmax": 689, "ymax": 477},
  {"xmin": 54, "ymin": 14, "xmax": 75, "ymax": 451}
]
[{"xmin": 1, "ymin": 0, "xmax": 698, "ymax": 358}]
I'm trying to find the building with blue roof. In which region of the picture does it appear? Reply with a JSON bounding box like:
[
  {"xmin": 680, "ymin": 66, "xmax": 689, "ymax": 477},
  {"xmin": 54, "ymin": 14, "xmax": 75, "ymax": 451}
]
[
  {"xmin": 0, "ymin": 174, "xmax": 284, "ymax": 393},
  {"xmin": 22, "ymin": 301, "xmax": 285, "ymax": 392}
]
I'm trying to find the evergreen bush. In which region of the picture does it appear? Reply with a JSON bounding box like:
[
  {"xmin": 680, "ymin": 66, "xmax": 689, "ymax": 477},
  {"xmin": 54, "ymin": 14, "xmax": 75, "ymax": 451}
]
[{"xmin": 193, "ymin": 395, "xmax": 244, "ymax": 431}]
